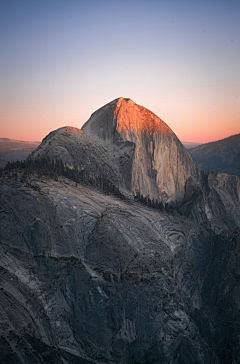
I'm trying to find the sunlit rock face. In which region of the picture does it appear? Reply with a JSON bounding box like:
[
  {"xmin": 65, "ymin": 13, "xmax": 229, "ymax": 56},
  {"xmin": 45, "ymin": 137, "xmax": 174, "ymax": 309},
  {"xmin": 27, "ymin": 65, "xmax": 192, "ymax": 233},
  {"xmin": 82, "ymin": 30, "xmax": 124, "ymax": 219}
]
[
  {"xmin": 29, "ymin": 99, "xmax": 240, "ymax": 234},
  {"xmin": 1, "ymin": 98, "xmax": 240, "ymax": 364},
  {"xmin": 31, "ymin": 98, "xmax": 196, "ymax": 203},
  {"xmin": 82, "ymin": 97, "xmax": 197, "ymax": 203}
]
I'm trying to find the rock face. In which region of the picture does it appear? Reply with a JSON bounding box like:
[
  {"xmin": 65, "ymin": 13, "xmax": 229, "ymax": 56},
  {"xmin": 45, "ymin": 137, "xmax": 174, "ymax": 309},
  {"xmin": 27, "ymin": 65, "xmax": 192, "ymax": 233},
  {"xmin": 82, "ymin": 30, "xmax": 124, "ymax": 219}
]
[
  {"xmin": 31, "ymin": 126, "xmax": 127, "ymax": 191},
  {"xmin": 0, "ymin": 175, "xmax": 239, "ymax": 364},
  {"xmin": 180, "ymin": 170, "xmax": 240, "ymax": 233},
  {"xmin": 188, "ymin": 133, "xmax": 240, "ymax": 178},
  {"xmin": 32, "ymin": 98, "xmax": 197, "ymax": 203},
  {"xmin": 1, "ymin": 98, "xmax": 240, "ymax": 364},
  {"xmin": 82, "ymin": 98, "xmax": 197, "ymax": 203}
]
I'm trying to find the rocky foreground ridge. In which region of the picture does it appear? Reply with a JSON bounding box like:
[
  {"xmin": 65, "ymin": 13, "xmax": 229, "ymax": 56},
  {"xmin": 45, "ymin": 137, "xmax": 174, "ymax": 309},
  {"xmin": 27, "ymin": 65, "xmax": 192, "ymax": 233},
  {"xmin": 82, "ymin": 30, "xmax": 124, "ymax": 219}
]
[
  {"xmin": 1, "ymin": 174, "xmax": 240, "ymax": 364},
  {"xmin": 0, "ymin": 98, "xmax": 240, "ymax": 364}
]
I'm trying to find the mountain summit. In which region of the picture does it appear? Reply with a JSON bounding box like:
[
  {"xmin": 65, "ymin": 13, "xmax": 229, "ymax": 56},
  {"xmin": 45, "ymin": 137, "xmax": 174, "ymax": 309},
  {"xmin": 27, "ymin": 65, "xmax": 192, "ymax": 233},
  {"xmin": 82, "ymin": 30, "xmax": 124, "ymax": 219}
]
[
  {"xmin": 82, "ymin": 97, "xmax": 197, "ymax": 203},
  {"xmin": 82, "ymin": 97, "xmax": 173, "ymax": 137},
  {"xmin": 1, "ymin": 98, "xmax": 240, "ymax": 364}
]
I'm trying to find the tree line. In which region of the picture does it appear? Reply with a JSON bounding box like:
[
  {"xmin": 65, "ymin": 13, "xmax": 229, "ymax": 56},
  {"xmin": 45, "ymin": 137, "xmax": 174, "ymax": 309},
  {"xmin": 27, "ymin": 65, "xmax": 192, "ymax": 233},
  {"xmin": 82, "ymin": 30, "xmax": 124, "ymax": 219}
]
[
  {"xmin": 133, "ymin": 190, "xmax": 181, "ymax": 213},
  {"xmin": 1, "ymin": 156, "xmax": 182, "ymax": 214},
  {"xmin": 1, "ymin": 156, "xmax": 125, "ymax": 199}
]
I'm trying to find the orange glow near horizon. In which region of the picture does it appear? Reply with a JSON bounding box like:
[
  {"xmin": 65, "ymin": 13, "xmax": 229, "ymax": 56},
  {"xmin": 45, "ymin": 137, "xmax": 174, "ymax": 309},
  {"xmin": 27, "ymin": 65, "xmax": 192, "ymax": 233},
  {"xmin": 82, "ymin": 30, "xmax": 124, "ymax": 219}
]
[
  {"xmin": 0, "ymin": 95, "xmax": 239, "ymax": 143},
  {"xmin": 1, "ymin": 2, "xmax": 239, "ymax": 144}
]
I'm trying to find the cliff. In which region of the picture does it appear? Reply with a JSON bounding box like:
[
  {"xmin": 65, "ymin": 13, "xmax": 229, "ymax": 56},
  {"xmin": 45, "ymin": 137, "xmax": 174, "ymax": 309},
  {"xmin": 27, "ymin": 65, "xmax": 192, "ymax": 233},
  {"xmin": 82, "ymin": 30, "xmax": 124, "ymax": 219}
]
[
  {"xmin": 0, "ymin": 174, "xmax": 239, "ymax": 363},
  {"xmin": 1, "ymin": 98, "xmax": 240, "ymax": 363},
  {"xmin": 82, "ymin": 97, "xmax": 197, "ymax": 203}
]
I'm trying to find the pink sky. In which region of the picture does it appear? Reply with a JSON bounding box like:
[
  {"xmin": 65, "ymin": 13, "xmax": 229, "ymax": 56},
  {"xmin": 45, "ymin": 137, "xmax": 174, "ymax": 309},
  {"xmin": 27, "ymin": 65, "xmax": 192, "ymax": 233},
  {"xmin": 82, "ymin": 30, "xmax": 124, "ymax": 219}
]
[
  {"xmin": 1, "ymin": 0, "xmax": 239, "ymax": 143},
  {"xmin": 1, "ymin": 92, "xmax": 239, "ymax": 144}
]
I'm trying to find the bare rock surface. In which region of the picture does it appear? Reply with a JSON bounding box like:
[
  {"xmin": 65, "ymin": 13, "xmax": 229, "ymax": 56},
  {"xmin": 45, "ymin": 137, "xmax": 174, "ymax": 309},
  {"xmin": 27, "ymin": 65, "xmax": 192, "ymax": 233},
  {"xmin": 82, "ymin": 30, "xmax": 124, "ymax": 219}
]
[
  {"xmin": 181, "ymin": 171, "xmax": 240, "ymax": 233},
  {"xmin": 1, "ymin": 99, "xmax": 240, "ymax": 363},
  {"xmin": 29, "ymin": 99, "xmax": 240, "ymax": 236},
  {"xmin": 0, "ymin": 175, "xmax": 239, "ymax": 364},
  {"xmin": 32, "ymin": 97, "xmax": 197, "ymax": 204},
  {"xmin": 82, "ymin": 97, "xmax": 197, "ymax": 202},
  {"xmin": 31, "ymin": 126, "xmax": 134, "ymax": 194}
]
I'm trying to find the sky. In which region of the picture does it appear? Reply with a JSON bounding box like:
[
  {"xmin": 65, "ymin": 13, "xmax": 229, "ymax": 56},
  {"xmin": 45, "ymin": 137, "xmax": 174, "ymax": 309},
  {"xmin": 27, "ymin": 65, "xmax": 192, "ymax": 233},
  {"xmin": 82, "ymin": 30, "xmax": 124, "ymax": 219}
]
[{"xmin": 0, "ymin": 0, "xmax": 239, "ymax": 143}]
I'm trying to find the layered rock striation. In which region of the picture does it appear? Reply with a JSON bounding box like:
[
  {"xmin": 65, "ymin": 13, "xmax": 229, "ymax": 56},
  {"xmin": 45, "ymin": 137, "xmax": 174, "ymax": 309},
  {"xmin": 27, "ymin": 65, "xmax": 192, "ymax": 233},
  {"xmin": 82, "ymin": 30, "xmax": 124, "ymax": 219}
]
[
  {"xmin": 0, "ymin": 174, "xmax": 239, "ymax": 363},
  {"xmin": 181, "ymin": 170, "xmax": 240, "ymax": 233},
  {"xmin": 29, "ymin": 98, "xmax": 240, "ymax": 233},
  {"xmin": 1, "ymin": 98, "xmax": 240, "ymax": 363}
]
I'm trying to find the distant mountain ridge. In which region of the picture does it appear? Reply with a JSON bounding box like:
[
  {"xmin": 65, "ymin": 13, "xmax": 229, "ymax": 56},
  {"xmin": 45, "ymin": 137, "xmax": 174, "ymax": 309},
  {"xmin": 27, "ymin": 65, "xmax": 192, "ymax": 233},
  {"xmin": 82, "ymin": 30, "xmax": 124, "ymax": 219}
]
[
  {"xmin": 0, "ymin": 138, "xmax": 40, "ymax": 162},
  {"xmin": 188, "ymin": 133, "xmax": 240, "ymax": 177},
  {"xmin": 181, "ymin": 141, "xmax": 202, "ymax": 149}
]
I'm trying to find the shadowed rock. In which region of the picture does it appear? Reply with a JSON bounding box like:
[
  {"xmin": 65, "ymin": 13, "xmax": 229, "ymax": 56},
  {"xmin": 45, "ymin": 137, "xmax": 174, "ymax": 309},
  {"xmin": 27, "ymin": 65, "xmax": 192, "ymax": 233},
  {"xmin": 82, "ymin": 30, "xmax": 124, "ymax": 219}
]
[
  {"xmin": 0, "ymin": 175, "xmax": 239, "ymax": 363},
  {"xmin": 1, "ymin": 98, "xmax": 240, "ymax": 363},
  {"xmin": 180, "ymin": 170, "xmax": 240, "ymax": 233}
]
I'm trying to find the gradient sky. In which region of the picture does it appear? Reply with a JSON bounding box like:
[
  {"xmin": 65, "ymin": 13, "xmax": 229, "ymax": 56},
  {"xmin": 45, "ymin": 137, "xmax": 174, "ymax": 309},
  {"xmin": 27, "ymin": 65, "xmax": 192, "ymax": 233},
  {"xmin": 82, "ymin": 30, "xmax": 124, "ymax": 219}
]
[{"xmin": 0, "ymin": 0, "xmax": 239, "ymax": 143}]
